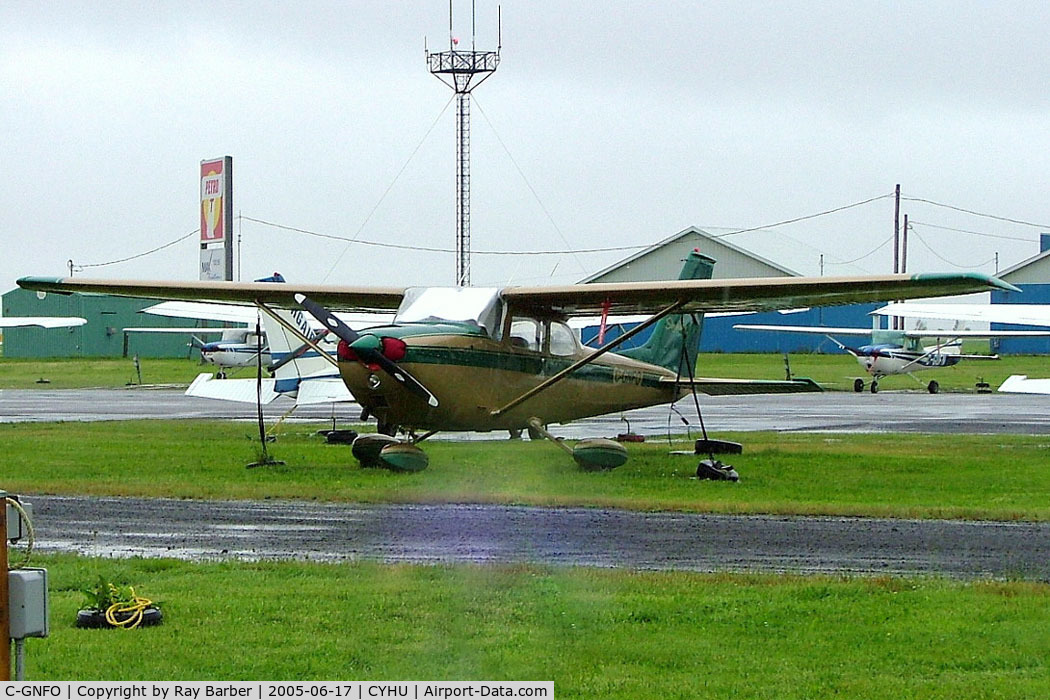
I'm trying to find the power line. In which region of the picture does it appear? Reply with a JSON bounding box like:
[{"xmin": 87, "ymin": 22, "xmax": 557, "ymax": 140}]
[
  {"xmin": 472, "ymin": 96, "xmax": 587, "ymax": 274},
  {"xmin": 242, "ymin": 216, "xmax": 648, "ymax": 255},
  {"xmin": 711, "ymin": 192, "xmax": 897, "ymax": 238},
  {"xmin": 910, "ymin": 220, "xmax": 1035, "ymax": 243},
  {"xmin": 902, "ymin": 196, "xmax": 1050, "ymax": 229},
  {"xmin": 322, "ymin": 94, "xmax": 457, "ymax": 282},
  {"xmin": 74, "ymin": 229, "xmax": 199, "ymax": 270},
  {"xmin": 823, "ymin": 233, "xmax": 895, "ymax": 266},
  {"xmin": 910, "ymin": 229, "xmax": 997, "ymax": 269}
]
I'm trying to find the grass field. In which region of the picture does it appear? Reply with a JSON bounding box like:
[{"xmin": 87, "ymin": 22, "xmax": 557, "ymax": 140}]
[
  {"xmin": 0, "ymin": 352, "xmax": 1047, "ymax": 391},
  {"xmin": 0, "ymin": 357, "xmax": 208, "ymax": 389},
  {"xmin": 3, "ymin": 420, "xmax": 1049, "ymax": 520},
  {"xmin": 19, "ymin": 554, "xmax": 1050, "ymax": 694}
]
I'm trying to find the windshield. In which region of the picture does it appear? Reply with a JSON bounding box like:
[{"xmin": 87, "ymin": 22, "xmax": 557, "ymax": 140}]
[{"xmin": 394, "ymin": 287, "xmax": 504, "ymax": 337}]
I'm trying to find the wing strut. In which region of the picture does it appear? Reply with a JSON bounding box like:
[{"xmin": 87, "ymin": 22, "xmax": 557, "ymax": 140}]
[{"xmin": 490, "ymin": 300, "xmax": 685, "ymax": 417}]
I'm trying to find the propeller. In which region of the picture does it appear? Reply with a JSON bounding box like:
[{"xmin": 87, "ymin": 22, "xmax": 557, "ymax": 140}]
[{"xmin": 294, "ymin": 294, "xmax": 439, "ymax": 408}]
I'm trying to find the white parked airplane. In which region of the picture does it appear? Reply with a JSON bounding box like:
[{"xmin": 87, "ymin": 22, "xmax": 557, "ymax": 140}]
[
  {"xmin": 733, "ymin": 321, "xmax": 1050, "ymax": 393},
  {"xmin": 874, "ymin": 302, "xmax": 1050, "ymax": 394}
]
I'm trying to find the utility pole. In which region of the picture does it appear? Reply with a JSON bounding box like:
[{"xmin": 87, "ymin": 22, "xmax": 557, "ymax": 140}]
[
  {"xmin": 901, "ymin": 214, "xmax": 908, "ymax": 273},
  {"xmin": 893, "ymin": 184, "xmax": 901, "ymax": 330}
]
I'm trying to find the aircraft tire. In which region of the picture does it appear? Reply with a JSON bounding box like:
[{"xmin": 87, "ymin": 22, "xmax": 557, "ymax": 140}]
[
  {"xmin": 870, "ymin": 381, "xmax": 879, "ymax": 394},
  {"xmin": 853, "ymin": 378, "xmax": 864, "ymax": 393},
  {"xmin": 928, "ymin": 380, "xmax": 940, "ymax": 394}
]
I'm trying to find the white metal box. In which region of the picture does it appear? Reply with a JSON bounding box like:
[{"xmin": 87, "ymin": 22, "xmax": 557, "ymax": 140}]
[{"xmin": 8, "ymin": 568, "xmax": 49, "ymax": 638}]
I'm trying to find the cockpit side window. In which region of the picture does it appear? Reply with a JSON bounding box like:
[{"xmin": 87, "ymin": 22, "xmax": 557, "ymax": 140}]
[
  {"xmin": 547, "ymin": 320, "xmax": 577, "ymax": 356},
  {"xmin": 508, "ymin": 317, "xmax": 543, "ymax": 352}
]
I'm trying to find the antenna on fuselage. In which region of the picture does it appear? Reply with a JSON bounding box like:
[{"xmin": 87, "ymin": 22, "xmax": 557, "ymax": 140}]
[{"xmin": 427, "ymin": 1, "xmax": 501, "ymax": 287}]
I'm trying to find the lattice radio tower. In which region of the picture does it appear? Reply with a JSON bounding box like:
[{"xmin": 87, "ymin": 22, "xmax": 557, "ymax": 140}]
[{"xmin": 427, "ymin": 1, "xmax": 501, "ymax": 286}]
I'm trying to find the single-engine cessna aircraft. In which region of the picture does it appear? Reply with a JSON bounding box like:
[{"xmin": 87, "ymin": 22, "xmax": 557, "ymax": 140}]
[
  {"xmin": 874, "ymin": 302, "xmax": 1050, "ymax": 394},
  {"xmin": 18, "ymin": 252, "xmax": 1014, "ymax": 469},
  {"xmin": 733, "ymin": 320, "xmax": 1050, "ymax": 393}
]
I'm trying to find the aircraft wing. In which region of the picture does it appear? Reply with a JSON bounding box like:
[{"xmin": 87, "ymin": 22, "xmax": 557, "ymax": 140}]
[
  {"xmin": 873, "ymin": 302, "xmax": 1050, "ymax": 327},
  {"xmin": 17, "ymin": 277, "xmax": 408, "ymax": 313},
  {"xmin": 143, "ymin": 301, "xmax": 256, "ymax": 324},
  {"xmin": 902, "ymin": 329, "xmax": 1050, "ymax": 338},
  {"xmin": 733, "ymin": 324, "xmax": 875, "ymax": 336},
  {"xmin": 0, "ymin": 316, "xmax": 87, "ymax": 328},
  {"xmin": 502, "ymin": 272, "xmax": 1016, "ymax": 316},
  {"xmin": 122, "ymin": 327, "xmax": 228, "ymax": 335},
  {"xmin": 662, "ymin": 377, "xmax": 823, "ymax": 395},
  {"xmin": 18, "ymin": 272, "xmax": 1013, "ymax": 317},
  {"xmin": 143, "ymin": 300, "xmax": 392, "ymax": 329}
]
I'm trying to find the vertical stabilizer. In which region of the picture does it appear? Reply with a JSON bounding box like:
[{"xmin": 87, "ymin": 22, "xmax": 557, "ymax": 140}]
[{"xmin": 619, "ymin": 250, "xmax": 714, "ymax": 373}]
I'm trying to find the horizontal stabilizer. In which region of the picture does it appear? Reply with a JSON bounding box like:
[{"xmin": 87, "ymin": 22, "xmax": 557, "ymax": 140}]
[
  {"xmin": 294, "ymin": 378, "xmax": 356, "ymax": 405},
  {"xmin": 998, "ymin": 375, "xmax": 1050, "ymax": 395},
  {"xmin": 662, "ymin": 376, "xmax": 823, "ymax": 395},
  {"xmin": 185, "ymin": 373, "xmax": 280, "ymax": 404}
]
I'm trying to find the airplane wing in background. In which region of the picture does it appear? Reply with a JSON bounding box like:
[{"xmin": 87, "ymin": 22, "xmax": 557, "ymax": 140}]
[
  {"xmin": 873, "ymin": 302, "xmax": 1050, "ymax": 328},
  {"xmin": 733, "ymin": 324, "xmax": 876, "ymax": 336},
  {"xmin": 142, "ymin": 300, "xmax": 391, "ymax": 329},
  {"xmin": 0, "ymin": 317, "xmax": 87, "ymax": 328}
]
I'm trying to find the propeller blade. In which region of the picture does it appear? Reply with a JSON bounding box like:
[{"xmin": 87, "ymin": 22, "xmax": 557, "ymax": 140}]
[
  {"xmin": 294, "ymin": 294, "xmax": 360, "ymax": 344},
  {"xmin": 295, "ymin": 294, "xmax": 438, "ymax": 408}
]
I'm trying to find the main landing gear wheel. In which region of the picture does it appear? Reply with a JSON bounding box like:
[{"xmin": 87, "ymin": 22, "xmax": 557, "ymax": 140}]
[
  {"xmin": 853, "ymin": 378, "xmax": 865, "ymax": 393},
  {"xmin": 870, "ymin": 380, "xmax": 879, "ymax": 394},
  {"xmin": 927, "ymin": 380, "xmax": 940, "ymax": 394}
]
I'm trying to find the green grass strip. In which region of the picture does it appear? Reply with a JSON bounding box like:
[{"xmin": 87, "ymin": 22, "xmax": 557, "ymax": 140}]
[{"xmin": 23, "ymin": 554, "xmax": 1050, "ymax": 695}]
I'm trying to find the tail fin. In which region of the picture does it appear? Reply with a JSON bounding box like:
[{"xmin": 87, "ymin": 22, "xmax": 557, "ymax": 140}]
[
  {"xmin": 619, "ymin": 250, "xmax": 714, "ymax": 373},
  {"xmin": 254, "ymin": 274, "xmax": 336, "ymax": 391}
]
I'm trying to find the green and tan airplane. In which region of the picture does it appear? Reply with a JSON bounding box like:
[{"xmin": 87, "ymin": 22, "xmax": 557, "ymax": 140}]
[{"xmin": 18, "ymin": 252, "xmax": 1015, "ymax": 471}]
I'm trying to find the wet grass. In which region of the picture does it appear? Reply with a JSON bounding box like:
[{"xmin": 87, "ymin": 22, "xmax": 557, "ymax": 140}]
[
  {"xmin": 3, "ymin": 421, "xmax": 1049, "ymax": 520},
  {"xmin": 25, "ymin": 553, "xmax": 1050, "ymax": 694}
]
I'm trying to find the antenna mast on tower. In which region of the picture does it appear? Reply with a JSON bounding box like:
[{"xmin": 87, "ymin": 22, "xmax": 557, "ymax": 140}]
[{"xmin": 427, "ymin": 1, "xmax": 501, "ymax": 287}]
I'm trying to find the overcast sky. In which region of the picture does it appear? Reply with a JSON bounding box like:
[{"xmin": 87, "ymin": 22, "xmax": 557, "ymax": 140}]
[{"xmin": 3, "ymin": 1, "xmax": 1049, "ymax": 296}]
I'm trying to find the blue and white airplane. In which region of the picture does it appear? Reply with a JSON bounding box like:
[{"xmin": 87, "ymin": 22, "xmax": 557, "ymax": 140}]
[
  {"xmin": 733, "ymin": 321, "xmax": 1050, "ymax": 393},
  {"xmin": 874, "ymin": 302, "xmax": 1050, "ymax": 395}
]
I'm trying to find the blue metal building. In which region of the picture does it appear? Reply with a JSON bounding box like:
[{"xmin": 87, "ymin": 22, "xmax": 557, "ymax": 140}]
[{"xmin": 990, "ymin": 234, "xmax": 1050, "ymax": 354}]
